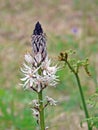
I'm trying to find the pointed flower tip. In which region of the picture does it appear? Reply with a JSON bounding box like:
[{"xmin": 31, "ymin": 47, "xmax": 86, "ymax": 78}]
[{"xmin": 33, "ymin": 21, "xmax": 43, "ymax": 35}]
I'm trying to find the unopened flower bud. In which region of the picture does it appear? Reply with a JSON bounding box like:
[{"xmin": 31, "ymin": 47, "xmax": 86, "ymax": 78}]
[
  {"xmin": 25, "ymin": 53, "xmax": 33, "ymax": 63},
  {"xmin": 32, "ymin": 109, "xmax": 39, "ymax": 119},
  {"xmin": 31, "ymin": 22, "xmax": 47, "ymax": 65},
  {"xmin": 46, "ymin": 96, "xmax": 57, "ymax": 106}
]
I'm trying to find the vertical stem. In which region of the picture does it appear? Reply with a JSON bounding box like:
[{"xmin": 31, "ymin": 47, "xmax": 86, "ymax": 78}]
[
  {"xmin": 66, "ymin": 61, "xmax": 92, "ymax": 130},
  {"xmin": 75, "ymin": 73, "xmax": 92, "ymax": 130},
  {"xmin": 38, "ymin": 90, "xmax": 45, "ymax": 130}
]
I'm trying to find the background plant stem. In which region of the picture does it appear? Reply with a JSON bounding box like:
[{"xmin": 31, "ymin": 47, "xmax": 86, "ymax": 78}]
[
  {"xmin": 38, "ymin": 90, "xmax": 45, "ymax": 130},
  {"xmin": 75, "ymin": 73, "xmax": 92, "ymax": 130},
  {"xmin": 66, "ymin": 61, "xmax": 92, "ymax": 130}
]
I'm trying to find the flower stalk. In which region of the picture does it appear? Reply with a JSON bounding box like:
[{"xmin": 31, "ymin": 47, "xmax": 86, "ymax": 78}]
[{"xmin": 38, "ymin": 90, "xmax": 45, "ymax": 130}]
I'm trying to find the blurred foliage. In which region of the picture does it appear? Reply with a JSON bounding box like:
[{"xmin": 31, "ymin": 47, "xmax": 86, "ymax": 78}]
[{"xmin": 87, "ymin": 88, "xmax": 98, "ymax": 129}]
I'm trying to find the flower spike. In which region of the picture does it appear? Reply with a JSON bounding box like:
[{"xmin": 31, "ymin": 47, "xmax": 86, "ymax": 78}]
[{"xmin": 20, "ymin": 22, "xmax": 59, "ymax": 130}]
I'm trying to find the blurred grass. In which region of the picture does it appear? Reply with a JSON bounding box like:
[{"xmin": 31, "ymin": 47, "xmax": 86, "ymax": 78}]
[{"xmin": 0, "ymin": 0, "xmax": 98, "ymax": 130}]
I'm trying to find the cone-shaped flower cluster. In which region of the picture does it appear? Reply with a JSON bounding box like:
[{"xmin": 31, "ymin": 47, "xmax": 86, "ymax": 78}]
[
  {"xmin": 20, "ymin": 22, "xmax": 59, "ymax": 123},
  {"xmin": 31, "ymin": 22, "xmax": 47, "ymax": 65},
  {"xmin": 21, "ymin": 22, "xmax": 58, "ymax": 92}
]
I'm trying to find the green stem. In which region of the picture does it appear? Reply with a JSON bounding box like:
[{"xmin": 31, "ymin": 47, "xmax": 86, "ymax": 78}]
[
  {"xmin": 38, "ymin": 90, "xmax": 45, "ymax": 130},
  {"xmin": 66, "ymin": 61, "xmax": 92, "ymax": 130},
  {"xmin": 75, "ymin": 73, "xmax": 92, "ymax": 130}
]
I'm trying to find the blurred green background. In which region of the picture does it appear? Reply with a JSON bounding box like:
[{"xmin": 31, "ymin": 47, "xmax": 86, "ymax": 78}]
[{"xmin": 0, "ymin": 0, "xmax": 98, "ymax": 130}]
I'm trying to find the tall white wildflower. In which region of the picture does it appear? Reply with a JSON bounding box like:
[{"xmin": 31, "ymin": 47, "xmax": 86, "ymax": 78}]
[{"xmin": 20, "ymin": 22, "xmax": 59, "ymax": 127}]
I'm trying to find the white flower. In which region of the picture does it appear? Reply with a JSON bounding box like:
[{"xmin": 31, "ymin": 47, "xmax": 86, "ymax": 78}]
[
  {"xmin": 41, "ymin": 74, "xmax": 59, "ymax": 86},
  {"xmin": 20, "ymin": 62, "xmax": 38, "ymax": 89},
  {"xmin": 32, "ymin": 109, "xmax": 39, "ymax": 118},
  {"xmin": 25, "ymin": 53, "xmax": 33, "ymax": 63},
  {"xmin": 46, "ymin": 96, "xmax": 57, "ymax": 106},
  {"xmin": 34, "ymin": 52, "xmax": 42, "ymax": 64},
  {"xmin": 32, "ymin": 100, "xmax": 40, "ymax": 107},
  {"xmin": 41, "ymin": 58, "xmax": 59, "ymax": 87},
  {"xmin": 20, "ymin": 64, "xmax": 33, "ymax": 89},
  {"xmin": 42, "ymin": 58, "xmax": 59, "ymax": 75},
  {"xmin": 21, "ymin": 54, "xmax": 59, "ymax": 91}
]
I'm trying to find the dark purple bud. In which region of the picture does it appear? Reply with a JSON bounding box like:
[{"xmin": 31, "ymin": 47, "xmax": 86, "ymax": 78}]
[
  {"xmin": 32, "ymin": 22, "xmax": 47, "ymax": 65},
  {"xmin": 33, "ymin": 22, "xmax": 43, "ymax": 35}
]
